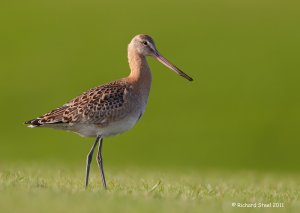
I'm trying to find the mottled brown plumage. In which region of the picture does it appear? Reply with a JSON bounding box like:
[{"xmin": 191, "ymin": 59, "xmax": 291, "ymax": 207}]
[{"xmin": 26, "ymin": 81, "xmax": 130, "ymax": 126}]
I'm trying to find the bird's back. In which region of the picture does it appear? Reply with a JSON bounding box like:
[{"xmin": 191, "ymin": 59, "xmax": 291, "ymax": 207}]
[{"xmin": 25, "ymin": 79, "xmax": 146, "ymax": 137}]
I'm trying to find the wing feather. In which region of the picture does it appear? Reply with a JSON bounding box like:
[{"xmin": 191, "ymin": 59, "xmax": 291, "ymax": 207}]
[{"xmin": 25, "ymin": 80, "xmax": 130, "ymax": 127}]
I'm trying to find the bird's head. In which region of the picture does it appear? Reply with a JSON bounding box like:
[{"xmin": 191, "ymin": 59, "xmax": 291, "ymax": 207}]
[{"xmin": 129, "ymin": 34, "xmax": 193, "ymax": 81}]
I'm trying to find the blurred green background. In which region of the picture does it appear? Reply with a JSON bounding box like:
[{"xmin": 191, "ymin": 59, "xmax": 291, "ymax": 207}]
[{"xmin": 0, "ymin": 0, "xmax": 299, "ymax": 171}]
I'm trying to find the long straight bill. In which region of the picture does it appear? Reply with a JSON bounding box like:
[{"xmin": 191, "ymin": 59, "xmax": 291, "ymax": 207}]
[{"xmin": 153, "ymin": 52, "xmax": 193, "ymax": 81}]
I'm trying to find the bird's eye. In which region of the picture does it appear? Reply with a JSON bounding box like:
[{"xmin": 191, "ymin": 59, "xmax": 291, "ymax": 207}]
[{"xmin": 142, "ymin": 41, "xmax": 148, "ymax": 46}]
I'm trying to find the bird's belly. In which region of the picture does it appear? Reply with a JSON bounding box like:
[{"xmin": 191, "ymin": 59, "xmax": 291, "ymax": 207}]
[
  {"xmin": 73, "ymin": 112, "xmax": 142, "ymax": 138},
  {"xmin": 101, "ymin": 114, "xmax": 141, "ymax": 137}
]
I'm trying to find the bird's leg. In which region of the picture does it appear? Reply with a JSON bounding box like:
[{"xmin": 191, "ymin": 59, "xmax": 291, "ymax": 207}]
[
  {"xmin": 96, "ymin": 137, "xmax": 107, "ymax": 189},
  {"xmin": 85, "ymin": 135, "xmax": 101, "ymax": 189}
]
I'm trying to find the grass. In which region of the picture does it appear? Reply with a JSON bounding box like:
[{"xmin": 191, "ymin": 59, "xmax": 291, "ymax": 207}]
[{"xmin": 1, "ymin": 164, "xmax": 300, "ymax": 213}]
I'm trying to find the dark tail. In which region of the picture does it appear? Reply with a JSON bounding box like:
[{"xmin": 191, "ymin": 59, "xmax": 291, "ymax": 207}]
[{"xmin": 24, "ymin": 118, "xmax": 43, "ymax": 127}]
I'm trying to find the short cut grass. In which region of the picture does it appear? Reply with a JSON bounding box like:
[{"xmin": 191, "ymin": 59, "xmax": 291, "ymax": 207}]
[{"xmin": 1, "ymin": 164, "xmax": 300, "ymax": 213}]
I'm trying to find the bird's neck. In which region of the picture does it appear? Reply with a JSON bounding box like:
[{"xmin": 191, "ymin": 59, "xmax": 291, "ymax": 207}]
[{"xmin": 127, "ymin": 49, "xmax": 152, "ymax": 89}]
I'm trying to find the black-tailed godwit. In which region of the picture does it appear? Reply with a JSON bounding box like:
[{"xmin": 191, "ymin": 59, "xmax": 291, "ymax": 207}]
[{"xmin": 25, "ymin": 34, "xmax": 193, "ymax": 189}]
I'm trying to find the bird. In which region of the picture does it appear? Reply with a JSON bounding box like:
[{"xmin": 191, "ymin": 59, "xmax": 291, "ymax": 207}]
[{"xmin": 25, "ymin": 34, "xmax": 193, "ymax": 189}]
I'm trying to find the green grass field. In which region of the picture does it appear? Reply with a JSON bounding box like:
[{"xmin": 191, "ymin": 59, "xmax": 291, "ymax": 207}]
[{"xmin": 1, "ymin": 164, "xmax": 299, "ymax": 213}]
